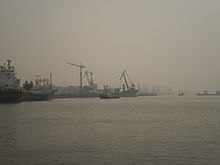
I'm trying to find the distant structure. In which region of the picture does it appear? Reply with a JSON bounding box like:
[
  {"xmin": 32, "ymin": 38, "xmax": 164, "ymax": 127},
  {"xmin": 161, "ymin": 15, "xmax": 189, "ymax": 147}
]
[
  {"xmin": 54, "ymin": 62, "xmax": 99, "ymax": 98},
  {"xmin": 119, "ymin": 70, "xmax": 138, "ymax": 97},
  {"xmin": 67, "ymin": 62, "xmax": 86, "ymax": 91},
  {"xmin": 84, "ymin": 70, "xmax": 97, "ymax": 91},
  {"xmin": 197, "ymin": 90, "xmax": 220, "ymax": 96}
]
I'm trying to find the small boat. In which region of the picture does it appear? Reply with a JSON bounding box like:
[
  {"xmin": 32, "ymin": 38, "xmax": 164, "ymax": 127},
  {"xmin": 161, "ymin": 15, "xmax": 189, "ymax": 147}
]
[
  {"xmin": 178, "ymin": 93, "xmax": 184, "ymax": 96},
  {"xmin": 99, "ymin": 94, "xmax": 120, "ymax": 99}
]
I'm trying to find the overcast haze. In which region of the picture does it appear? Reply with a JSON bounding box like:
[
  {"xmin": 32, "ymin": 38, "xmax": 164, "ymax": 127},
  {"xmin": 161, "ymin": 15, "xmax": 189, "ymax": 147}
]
[{"xmin": 0, "ymin": 0, "xmax": 220, "ymax": 92}]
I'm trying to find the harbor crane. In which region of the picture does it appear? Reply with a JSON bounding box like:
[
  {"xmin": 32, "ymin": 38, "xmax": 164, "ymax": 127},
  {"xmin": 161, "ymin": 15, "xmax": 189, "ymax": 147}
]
[
  {"xmin": 87, "ymin": 71, "xmax": 93, "ymax": 86},
  {"xmin": 84, "ymin": 70, "xmax": 94, "ymax": 86},
  {"xmin": 84, "ymin": 71, "xmax": 90, "ymax": 86},
  {"xmin": 67, "ymin": 62, "xmax": 86, "ymax": 90},
  {"xmin": 120, "ymin": 70, "xmax": 135, "ymax": 91}
]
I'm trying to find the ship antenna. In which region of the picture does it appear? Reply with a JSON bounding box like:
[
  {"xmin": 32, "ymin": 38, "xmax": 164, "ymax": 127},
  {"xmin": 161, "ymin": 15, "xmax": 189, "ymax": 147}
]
[{"xmin": 7, "ymin": 59, "xmax": 11, "ymax": 68}]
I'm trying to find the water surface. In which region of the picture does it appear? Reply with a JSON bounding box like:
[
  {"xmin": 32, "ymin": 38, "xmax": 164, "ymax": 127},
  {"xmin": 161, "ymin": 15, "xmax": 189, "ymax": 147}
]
[{"xmin": 0, "ymin": 96, "xmax": 220, "ymax": 165}]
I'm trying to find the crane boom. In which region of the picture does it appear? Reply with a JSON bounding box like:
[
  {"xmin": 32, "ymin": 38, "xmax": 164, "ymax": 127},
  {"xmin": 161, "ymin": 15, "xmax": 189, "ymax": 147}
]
[
  {"xmin": 120, "ymin": 70, "xmax": 135, "ymax": 91},
  {"xmin": 67, "ymin": 62, "xmax": 86, "ymax": 68},
  {"xmin": 84, "ymin": 71, "xmax": 90, "ymax": 86},
  {"xmin": 87, "ymin": 71, "xmax": 93, "ymax": 86},
  {"xmin": 120, "ymin": 70, "xmax": 129, "ymax": 91},
  {"xmin": 124, "ymin": 70, "xmax": 133, "ymax": 85}
]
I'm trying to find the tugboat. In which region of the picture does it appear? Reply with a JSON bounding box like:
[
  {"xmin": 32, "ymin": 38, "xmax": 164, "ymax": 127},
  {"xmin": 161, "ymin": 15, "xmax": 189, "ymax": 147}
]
[
  {"xmin": 0, "ymin": 59, "xmax": 23, "ymax": 103},
  {"xmin": 178, "ymin": 92, "xmax": 184, "ymax": 96}
]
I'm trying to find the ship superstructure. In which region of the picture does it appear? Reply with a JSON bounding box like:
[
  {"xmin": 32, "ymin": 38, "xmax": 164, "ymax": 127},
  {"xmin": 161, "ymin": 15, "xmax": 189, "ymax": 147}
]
[
  {"xmin": 0, "ymin": 59, "xmax": 20, "ymax": 88},
  {"xmin": 0, "ymin": 59, "xmax": 22, "ymax": 102}
]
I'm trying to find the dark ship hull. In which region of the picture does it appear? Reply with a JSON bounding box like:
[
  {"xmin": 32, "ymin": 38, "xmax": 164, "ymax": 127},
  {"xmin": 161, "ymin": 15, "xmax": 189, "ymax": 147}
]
[
  {"xmin": 99, "ymin": 94, "xmax": 120, "ymax": 99},
  {"xmin": 138, "ymin": 93, "xmax": 157, "ymax": 96},
  {"xmin": 22, "ymin": 89, "xmax": 56, "ymax": 101},
  {"xmin": 0, "ymin": 88, "xmax": 23, "ymax": 103},
  {"xmin": 197, "ymin": 93, "xmax": 220, "ymax": 96},
  {"xmin": 22, "ymin": 92, "xmax": 50, "ymax": 101},
  {"xmin": 119, "ymin": 90, "xmax": 138, "ymax": 97},
  {"xmin": 32, "ymin": 93, "xmax": 51, "ymax": 101},
  {"xmin": 53, "ymin": 92, "xmax": 99, "ymax": 99}
]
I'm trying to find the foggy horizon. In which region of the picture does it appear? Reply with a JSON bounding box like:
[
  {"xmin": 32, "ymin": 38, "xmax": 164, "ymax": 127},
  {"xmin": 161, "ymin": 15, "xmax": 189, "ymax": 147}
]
[{"xmin": 1, "ymin": 0, "xmax": 220, "ymax": 93}]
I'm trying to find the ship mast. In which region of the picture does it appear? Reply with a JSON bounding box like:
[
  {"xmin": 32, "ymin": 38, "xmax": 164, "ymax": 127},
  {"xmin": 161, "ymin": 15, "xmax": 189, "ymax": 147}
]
[
  {"xmin": 7, "ymin": 59, "xmax": 11, "ymax": 68},
  {"xmin": 50, "ymin": 72, "xmax": 53, "ymax": 88}
]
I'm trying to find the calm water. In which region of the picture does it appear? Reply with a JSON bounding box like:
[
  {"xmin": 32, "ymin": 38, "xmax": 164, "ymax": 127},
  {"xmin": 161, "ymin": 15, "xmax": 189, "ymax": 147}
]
[{"xmin": 0, "ymin": 96, "xmax": 220, "ymax": 165}]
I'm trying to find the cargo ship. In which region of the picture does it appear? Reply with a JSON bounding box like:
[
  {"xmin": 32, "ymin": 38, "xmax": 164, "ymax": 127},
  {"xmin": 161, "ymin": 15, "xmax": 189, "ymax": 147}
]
[
  {"xmin": 53, "ymin": 86, "xmax": 99, "ymax": 98},
  {"xmin": 22, "ymin": 87, "xmax": 56, "ymax": 101},
  {"xmin": 22, "ymin": 74, "xmax": 56, "ymax": 101},
  {"xmin": 0, "ymin": 59, "xmax": 23, "ymax": 103},
  {"xmin": 99, "ymin": 85, "xmax": 120, "ymax": 99}
]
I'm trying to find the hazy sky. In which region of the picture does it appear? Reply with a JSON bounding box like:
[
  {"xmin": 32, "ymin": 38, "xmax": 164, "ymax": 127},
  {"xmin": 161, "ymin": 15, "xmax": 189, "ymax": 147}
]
[{"xmin": 0, "ymin": 0, "xmax": 220, "ymax": 92}]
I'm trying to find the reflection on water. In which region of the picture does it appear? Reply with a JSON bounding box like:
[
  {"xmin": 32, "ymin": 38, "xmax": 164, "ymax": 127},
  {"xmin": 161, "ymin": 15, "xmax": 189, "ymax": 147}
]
[{"xmin": 0, "ymin": 96, "xmax": 220, "ymax": 165}]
